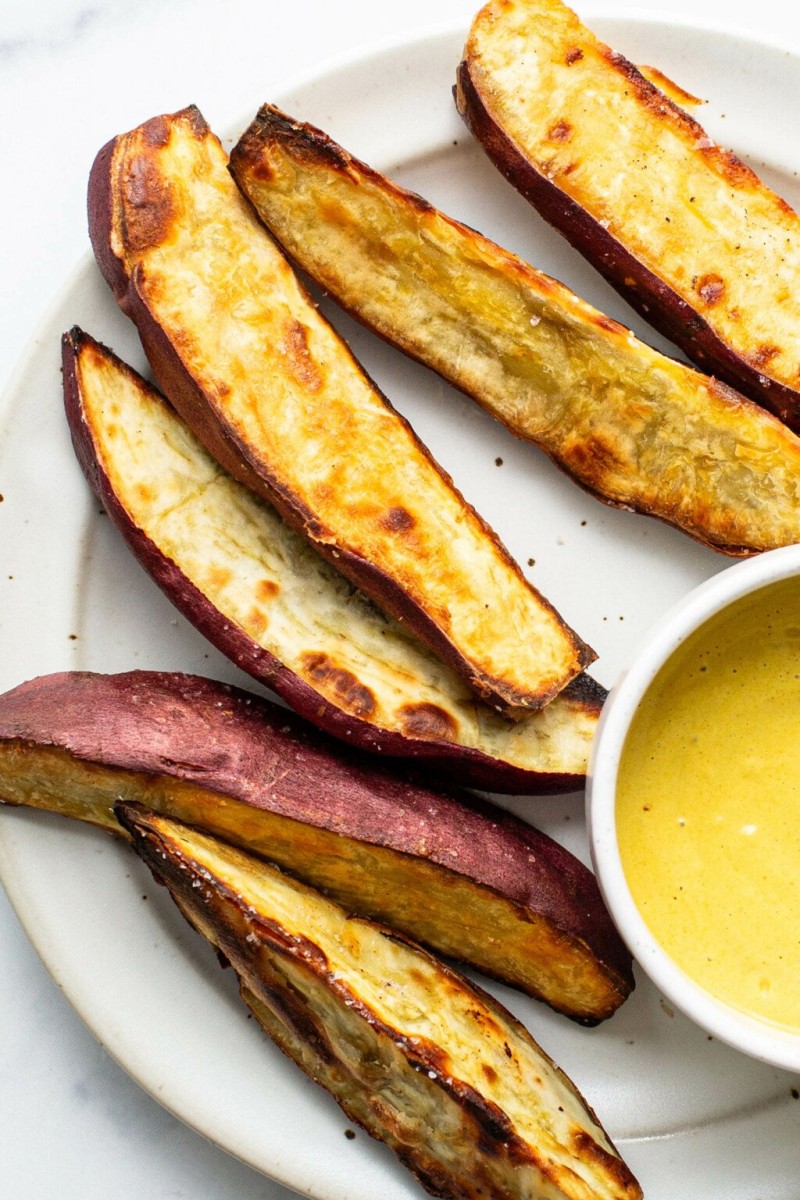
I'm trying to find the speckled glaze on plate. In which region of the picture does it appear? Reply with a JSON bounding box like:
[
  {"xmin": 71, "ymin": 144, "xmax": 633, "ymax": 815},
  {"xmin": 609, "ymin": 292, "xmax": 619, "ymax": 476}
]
[{"xmin": 1, "ymin": 17, "xmax": 799, "ymax": 1199}]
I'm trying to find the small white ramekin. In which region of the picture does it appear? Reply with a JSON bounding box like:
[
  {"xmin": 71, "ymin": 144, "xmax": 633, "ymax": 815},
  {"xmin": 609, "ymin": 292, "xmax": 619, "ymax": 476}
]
[{"xmin": 587, "ymin": 543, "xmax": 800, "ymax": 1071}]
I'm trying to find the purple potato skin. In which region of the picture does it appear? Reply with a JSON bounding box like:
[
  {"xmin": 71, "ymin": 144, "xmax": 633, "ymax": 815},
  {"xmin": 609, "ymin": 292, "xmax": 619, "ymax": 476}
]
[
  {"xmin": 62, "ymin": 328, "xmax": 604, "ymax": 795},
  {"xmin": 0, "ymin": 669, "xmax": 635, "ymax": 1013},
  {"xmin": 454, "ymin": 61, "xmax": 800, "ymax": 434},
  {"xmin": 86, "ymin": 109, "xmax": 594, "ymax": 718}
]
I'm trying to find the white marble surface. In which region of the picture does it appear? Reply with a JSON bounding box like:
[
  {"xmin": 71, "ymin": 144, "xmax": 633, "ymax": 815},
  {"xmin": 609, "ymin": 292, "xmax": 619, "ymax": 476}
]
[{"xmin": 2, "ymin": 0, "xmax": 800, "ymax": 1196}]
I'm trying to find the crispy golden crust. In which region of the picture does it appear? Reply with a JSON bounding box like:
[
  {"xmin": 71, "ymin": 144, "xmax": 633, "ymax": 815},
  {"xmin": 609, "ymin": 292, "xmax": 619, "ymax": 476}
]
[
  {"xmin": 230, "ymin": 104, "xmax": 800, "ymax": 556},
  {"xmin": 119, "ymin": 804, "xmax": 642, "ymax": 1200},
  {"xmin": 88, "ymin": 105, "xmax": 594, "ymax": 714},
  {"xmin": 63, "ymin": 327, "xmax": 604, "ymax": 794},
  {"xmin": 457, "ymin": 0, "xmax": 800, "ymax": 431},
  {"xmin": 0, "ymin": 671, "xmax": 634, "ymax": 1022}
]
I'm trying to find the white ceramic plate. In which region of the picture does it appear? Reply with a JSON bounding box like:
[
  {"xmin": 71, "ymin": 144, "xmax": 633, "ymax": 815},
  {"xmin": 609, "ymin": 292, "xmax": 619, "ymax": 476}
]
[{"xmin": 1, "ymin": 16, "xmax": 799, "ymax": 1199}]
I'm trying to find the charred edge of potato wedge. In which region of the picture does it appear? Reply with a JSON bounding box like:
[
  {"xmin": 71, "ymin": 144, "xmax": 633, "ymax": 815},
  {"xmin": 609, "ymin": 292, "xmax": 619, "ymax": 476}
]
[
  {"xmin": 456, "ymin": 0, "xmax": 800, "ymax": 432},
  {"xmin": 229, "ymin": 104, "xmax": 800, "ymax": 557},
  {"xmin": 118, "ymin": 803, "xmax": 642, "ymax": 1200},
  {"xmin": 62, "ymin": 326, "xmax": 604, "ymax": 795},
  {"xmin": 87, "ymin": 104, "xmax": 595, "ymax": 716},
  {"xmin": 0, "ymin": 670, "xmax": 634, "ymax": 1022}
]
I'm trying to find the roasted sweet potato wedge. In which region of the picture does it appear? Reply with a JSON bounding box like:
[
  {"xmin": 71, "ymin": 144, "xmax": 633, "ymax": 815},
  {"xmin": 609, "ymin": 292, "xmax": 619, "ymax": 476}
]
[
  {"xmin": 456, "ymin": 0, "xmax": 800, "ymax": 432},
  {"xmin": 230, "ymin": 105, "xmax": 800, "ymax": 557},
  {"xmin": 118, "ymin": 804, "xmax": 642, "ymax": 1200},
  {"xmin": 63, "ymin": 328, "xmax": 603, "ymax": 794},
  {"xmin": 0, "ymin": 671, "xmax": 634, "ymax": 1022},
  {"xmin": 88, "ymin": 105, "xmax": 593, "ymax": 715}
]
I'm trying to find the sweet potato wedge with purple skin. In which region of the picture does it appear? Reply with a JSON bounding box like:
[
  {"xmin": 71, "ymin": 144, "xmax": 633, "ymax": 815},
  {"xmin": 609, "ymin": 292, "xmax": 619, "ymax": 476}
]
[
  {"xmin": 0, "ymin": 671, "xmax": 634, "ymax": 1022},
  {"xmin": 456, "ymin": 0, "xmax": 800, "ymax": 432},
  {"xmin": 63, "ymin": 327, "xmax": 604, "ymax": 795},
  {"xmin": 230, "ymin": 105, "xmax": 800, "ymax": 557},
  {"xmin": 88, "ymin": 105, "xmax": 594, "ymax": 716},
  {"xmin": 118, "ymin": 804, "xmax": 642, "ymax": 1200}
]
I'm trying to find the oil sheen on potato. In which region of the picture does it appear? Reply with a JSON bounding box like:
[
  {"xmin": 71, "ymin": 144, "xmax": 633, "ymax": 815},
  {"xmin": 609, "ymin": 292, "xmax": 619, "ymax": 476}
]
[{"xmin": 616, "ymin": 578, "xmax": 800, "ymax": 1032}]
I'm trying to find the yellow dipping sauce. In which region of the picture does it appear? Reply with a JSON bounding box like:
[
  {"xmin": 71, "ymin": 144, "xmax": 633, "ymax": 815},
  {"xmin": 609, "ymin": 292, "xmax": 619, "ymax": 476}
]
[{"xmin": 617, "ymin": 578, "xmax": 800, "ymax": 1032}]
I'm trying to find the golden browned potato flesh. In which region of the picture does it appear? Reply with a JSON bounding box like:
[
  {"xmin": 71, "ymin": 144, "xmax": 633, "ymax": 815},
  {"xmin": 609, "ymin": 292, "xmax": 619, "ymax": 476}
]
[
  {"xmin": 0, "ymin": 671, "xmax": 634, "ymax": 1023},
  {"xmin": 88, "ymin": 105, "xmax": 594, "ymax": 714},
  {"xmin": 230, "ymin": 105, "xmax": 800, "ymax": 557},
  {"xmin": 119, "ymin": 804, "xmax": 642, "ymax": 1200},
  {"xmin": 457, "ymin": 0, "xmax": 800, "ymax": 432},
  {"xmin": 63, "ymin": 328, "xmax": 605, "ymax": 794}
]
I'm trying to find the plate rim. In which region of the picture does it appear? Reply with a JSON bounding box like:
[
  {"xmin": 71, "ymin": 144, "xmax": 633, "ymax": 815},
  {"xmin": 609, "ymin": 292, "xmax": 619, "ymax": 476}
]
[{"xmin": 2, "ymin": 11, "xmax": 800, "ymax": 1199}]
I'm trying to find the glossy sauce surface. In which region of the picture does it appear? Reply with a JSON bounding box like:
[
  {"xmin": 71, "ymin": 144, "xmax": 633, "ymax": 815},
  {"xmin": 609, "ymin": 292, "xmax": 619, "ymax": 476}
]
[{"xmin": 617, "ymin": 578, "xmax": 800, "ymax": 1031}]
